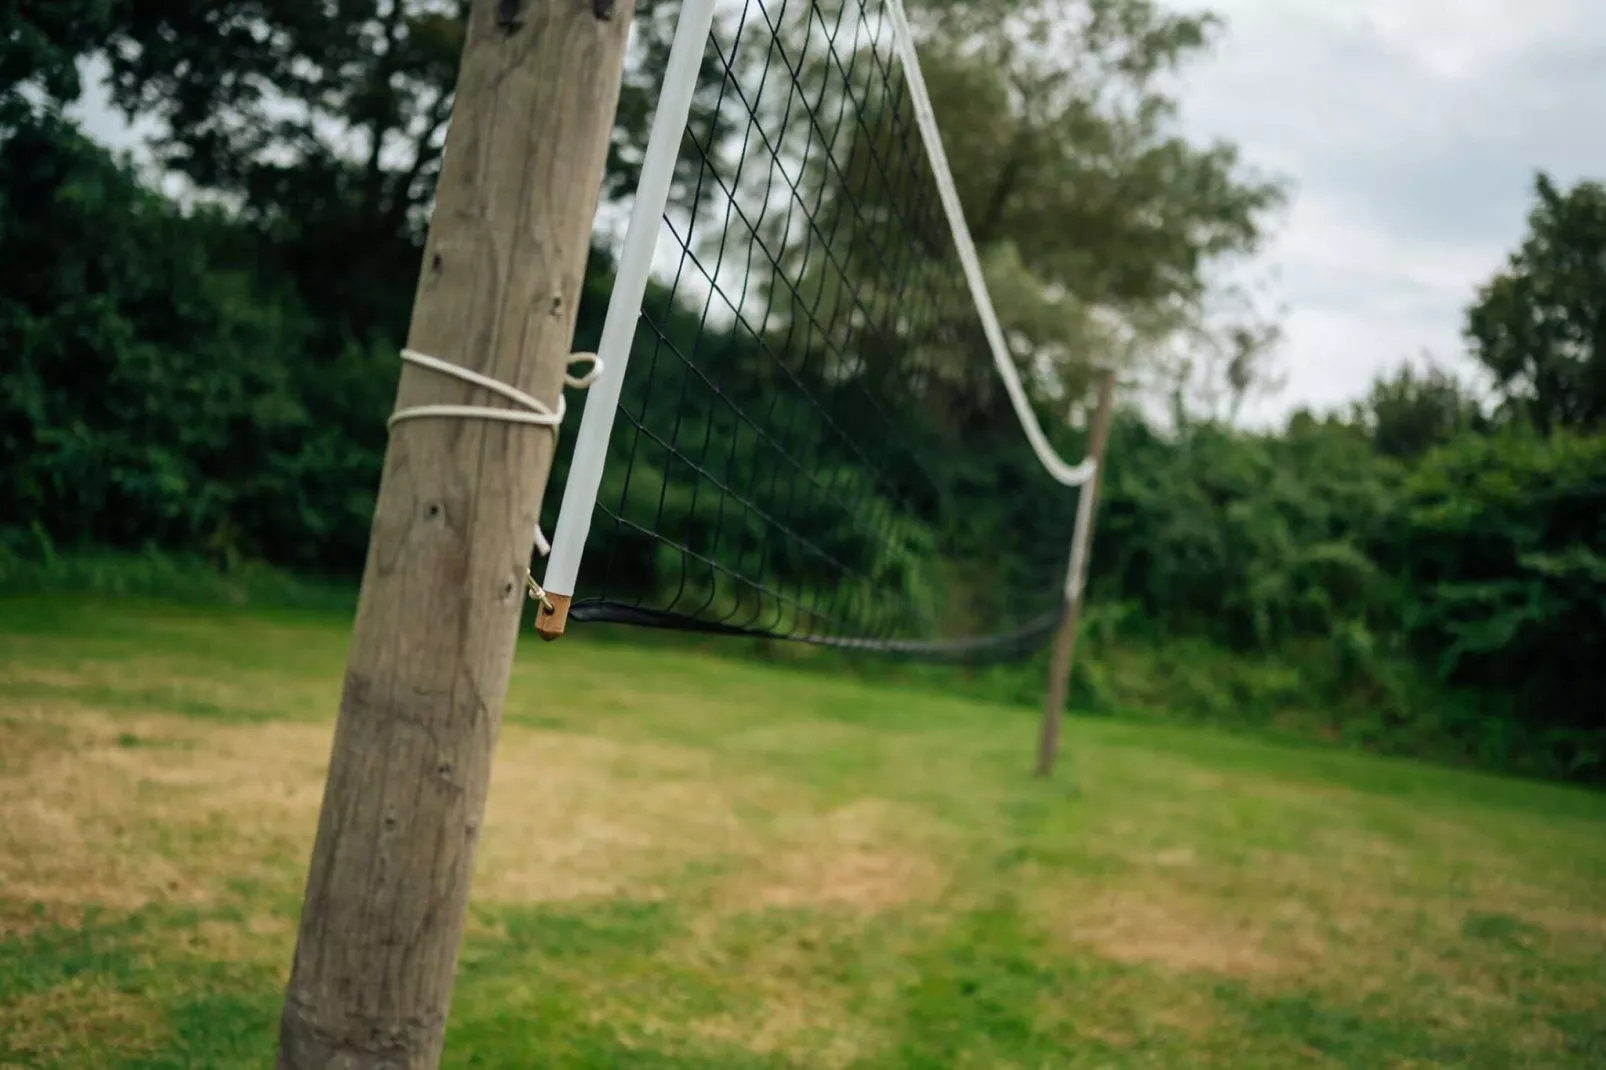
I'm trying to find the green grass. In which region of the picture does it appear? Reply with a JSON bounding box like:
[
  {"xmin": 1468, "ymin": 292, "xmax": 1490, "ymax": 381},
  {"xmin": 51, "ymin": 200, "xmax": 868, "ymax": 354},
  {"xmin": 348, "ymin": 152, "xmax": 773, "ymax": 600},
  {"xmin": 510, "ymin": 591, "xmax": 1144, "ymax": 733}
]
[
  {"xmin": 2, "ymin": 546, "xmax": 1576, "ymax": 783},
  {"xmin": 1, "ymin": 597, "xmax": 1604, "ymax": 1068}
]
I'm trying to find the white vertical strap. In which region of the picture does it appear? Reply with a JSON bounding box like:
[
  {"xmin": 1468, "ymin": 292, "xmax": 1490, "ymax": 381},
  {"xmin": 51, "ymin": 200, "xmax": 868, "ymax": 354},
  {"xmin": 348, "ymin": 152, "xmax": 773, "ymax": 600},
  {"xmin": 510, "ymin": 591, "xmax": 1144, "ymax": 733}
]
[
  {"xmin": 880, "ymin": 0, "xmax": 1095, "ymax": 489},
  {"xmin": 541, "ymin": 0, "xmax": 722, "ymax": 599}
]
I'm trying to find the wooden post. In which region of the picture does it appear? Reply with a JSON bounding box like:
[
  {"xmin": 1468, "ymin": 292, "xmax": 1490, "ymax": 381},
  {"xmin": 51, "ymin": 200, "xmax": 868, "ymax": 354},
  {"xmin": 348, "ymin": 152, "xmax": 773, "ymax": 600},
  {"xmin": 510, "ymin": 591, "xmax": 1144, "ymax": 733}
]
[
  {"xmin": 1035, "ymin": 367, "xmax": 1117, "ymax": 779},
  {"xmin": 274, "ymin": 2, "xmax": 631, "ymax": 1067}
]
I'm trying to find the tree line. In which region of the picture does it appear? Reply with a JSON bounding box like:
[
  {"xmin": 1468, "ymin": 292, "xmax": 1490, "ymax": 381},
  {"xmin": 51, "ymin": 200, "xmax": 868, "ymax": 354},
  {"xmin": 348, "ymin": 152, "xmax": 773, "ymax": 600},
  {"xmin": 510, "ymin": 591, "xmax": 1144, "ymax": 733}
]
[{"xmin": 2, "ymin": 1, "xmax": 1602, "ymax": 781}]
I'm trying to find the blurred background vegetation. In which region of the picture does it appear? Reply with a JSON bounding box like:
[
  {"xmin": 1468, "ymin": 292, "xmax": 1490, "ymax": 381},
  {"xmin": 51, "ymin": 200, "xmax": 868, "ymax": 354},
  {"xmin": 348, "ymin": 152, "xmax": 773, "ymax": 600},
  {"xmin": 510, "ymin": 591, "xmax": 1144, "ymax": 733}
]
[{"xmin": 2, "ymin": 0, "xmax": 1602, "ymax": 783}]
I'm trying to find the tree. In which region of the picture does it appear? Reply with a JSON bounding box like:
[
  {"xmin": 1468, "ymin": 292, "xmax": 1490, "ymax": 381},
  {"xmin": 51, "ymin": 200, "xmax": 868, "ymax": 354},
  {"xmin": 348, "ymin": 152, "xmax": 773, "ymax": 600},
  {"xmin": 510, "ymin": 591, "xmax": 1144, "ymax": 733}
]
[
  {"xmin": 1358, "ymin": 359, "xmax": 1486, "ymax": 459},
  {"xmin": 779, "ymin": 0, "xmax": 1286, "ymax": 428},
  {"xmin": 1466, "ymin": 172, "xmax": 1606, "ymax": 432},
  {"xmin": 86, "ymin": 0, "xmax": 466, "ymax": 345},
  {"xmin": 73, "ymin": 0, "xmax": 729, "ymax": 348},
  {"xmin": 912, "ymin": 0, "xmax": 1284, "ymax": 395},
  {"xmin": 0, "ymin": 113, "xmax": 392, "ymax": 573},
  {"xmin": 36, "ymin": 0, "xmax": 1283, "ymax": 420}
]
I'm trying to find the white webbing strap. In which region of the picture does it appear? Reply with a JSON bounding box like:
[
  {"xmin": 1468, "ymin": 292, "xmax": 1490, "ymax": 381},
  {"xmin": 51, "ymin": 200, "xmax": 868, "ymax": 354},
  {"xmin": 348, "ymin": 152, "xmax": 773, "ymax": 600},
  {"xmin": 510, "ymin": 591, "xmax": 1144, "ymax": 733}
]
[{"xmin": 881, "ymin": 0, "xmax": 1096, "ymax": 489}]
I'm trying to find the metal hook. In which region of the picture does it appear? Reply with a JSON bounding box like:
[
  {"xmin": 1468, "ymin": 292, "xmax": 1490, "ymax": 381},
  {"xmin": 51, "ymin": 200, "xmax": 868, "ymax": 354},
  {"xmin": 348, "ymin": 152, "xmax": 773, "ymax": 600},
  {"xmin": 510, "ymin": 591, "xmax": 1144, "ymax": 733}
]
[{"xmin": 525, "ymin": 571, "xmax": 554, "ymax": 615}]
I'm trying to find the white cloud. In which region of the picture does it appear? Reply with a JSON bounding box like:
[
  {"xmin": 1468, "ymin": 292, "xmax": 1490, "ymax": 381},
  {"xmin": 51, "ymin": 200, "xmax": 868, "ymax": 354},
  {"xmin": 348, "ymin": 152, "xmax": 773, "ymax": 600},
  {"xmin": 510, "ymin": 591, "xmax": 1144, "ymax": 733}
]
[
  {"xmin": 1175, "ymin": 0, "xmax": 1606, "ymax": 423},
  {"xmin": 70, "ymin": 59, "xmax": 156, "ymax": 154}
]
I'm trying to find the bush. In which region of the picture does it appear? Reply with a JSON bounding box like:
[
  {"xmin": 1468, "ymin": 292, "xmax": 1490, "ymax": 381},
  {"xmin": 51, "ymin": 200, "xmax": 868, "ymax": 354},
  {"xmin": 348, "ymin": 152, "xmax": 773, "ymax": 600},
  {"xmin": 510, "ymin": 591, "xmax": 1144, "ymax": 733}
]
[{"xmin": 0, "ymin": 114, "xmax": 391, "ymax": 575}]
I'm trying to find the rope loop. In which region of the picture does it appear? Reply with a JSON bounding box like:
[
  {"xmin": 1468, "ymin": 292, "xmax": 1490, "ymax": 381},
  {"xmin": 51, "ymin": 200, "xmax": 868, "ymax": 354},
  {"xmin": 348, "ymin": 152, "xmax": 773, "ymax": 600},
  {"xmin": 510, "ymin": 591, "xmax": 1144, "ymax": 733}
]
[
  {"xmin": 565, "ymin": 352, "xmax": 603, "ymax": 389},
  {"xmin": 386, "ymin": 347, "xmax": 604, "ymax": 581}
]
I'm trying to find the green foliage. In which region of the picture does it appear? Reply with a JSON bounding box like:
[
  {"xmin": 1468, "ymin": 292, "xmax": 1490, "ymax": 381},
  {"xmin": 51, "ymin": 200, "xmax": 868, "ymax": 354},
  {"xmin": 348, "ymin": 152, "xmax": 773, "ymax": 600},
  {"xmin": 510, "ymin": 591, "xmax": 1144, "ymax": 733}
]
[
  {"xmin": 1087, "ymin": 407, "xmax": 1606, "ymax": 780},
  {"xmin": 1356, "ymin": 361, "xmax": 1487, "ymax": 459},
  {"xmin": 93, "ymin": 0, "xmax": 468, "ymax": 347},
  {"xmin": 90, "ymin": 0, "xmax": 736, "ymax": 350},
  {"xmin": 1097, "ymin": 414, "xmax": 1397, "ymax": 649},
  {"xmin": 0, "ymin": 115, "xmax": 390, "ymax": 573},
  {"xmin": 819, "ymin": 0, "xmax": 1287, "ymax": 411},
  {"xmin": 0, "ymin": 535, "xmax": 354, "ymax": 614},
  {"xmin": 1392, "ymin": 428, "xmax": 1606, "ymax": 741},
  {"xmin": 916, "ymin": 0, "xmax": 1279, "ymax": 307}
]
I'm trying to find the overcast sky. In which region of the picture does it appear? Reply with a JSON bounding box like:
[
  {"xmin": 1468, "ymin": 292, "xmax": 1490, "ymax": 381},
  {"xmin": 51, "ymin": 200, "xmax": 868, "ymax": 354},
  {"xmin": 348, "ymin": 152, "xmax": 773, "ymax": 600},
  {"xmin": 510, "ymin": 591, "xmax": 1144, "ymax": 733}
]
[
  {"xmin": 1175, "ymin": 0, "xmax": 1606, "ymax": 423},
  {"xmin": 73, "ymin": 0, "xmax": 1606, "ymax": 423}
]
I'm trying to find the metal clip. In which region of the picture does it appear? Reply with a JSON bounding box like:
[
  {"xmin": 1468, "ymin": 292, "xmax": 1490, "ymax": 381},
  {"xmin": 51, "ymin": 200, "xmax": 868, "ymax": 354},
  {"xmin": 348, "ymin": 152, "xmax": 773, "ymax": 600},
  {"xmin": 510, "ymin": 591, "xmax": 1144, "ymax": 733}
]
[{"xmin": 525, "ymin": 571, "xmax": 554, "ymax": 615}]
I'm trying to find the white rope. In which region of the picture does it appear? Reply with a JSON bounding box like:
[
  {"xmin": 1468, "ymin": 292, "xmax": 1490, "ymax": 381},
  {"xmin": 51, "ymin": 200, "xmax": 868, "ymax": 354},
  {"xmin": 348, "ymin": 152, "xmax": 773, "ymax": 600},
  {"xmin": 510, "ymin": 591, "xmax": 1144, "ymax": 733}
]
[
  {"xmin": 388, "ymin": 348, "xmax": 602, "ymax": 610},
  {"xmin": 389, "ymin": 348, "xmax": 601, "ymax": 429},
  {"xmin": 880, "ymin": 0, "xmax": 1097, "ymax": 489}
]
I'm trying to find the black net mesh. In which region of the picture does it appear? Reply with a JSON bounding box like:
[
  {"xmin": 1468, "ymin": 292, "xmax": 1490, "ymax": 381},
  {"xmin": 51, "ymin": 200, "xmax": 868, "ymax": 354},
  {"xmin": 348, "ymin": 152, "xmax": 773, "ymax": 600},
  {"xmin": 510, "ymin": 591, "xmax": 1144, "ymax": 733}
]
[{"xmin": 550, "ymin": 0, "xmax": 1087, "ymax": 662}]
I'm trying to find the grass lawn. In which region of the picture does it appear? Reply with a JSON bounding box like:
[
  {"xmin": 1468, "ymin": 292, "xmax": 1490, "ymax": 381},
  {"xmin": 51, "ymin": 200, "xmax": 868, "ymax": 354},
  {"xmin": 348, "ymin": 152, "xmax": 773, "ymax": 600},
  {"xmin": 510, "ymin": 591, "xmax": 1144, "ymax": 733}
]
[{"xmin": 1, "ymin": 597, "xmax": 1603, "ymax": 1068}]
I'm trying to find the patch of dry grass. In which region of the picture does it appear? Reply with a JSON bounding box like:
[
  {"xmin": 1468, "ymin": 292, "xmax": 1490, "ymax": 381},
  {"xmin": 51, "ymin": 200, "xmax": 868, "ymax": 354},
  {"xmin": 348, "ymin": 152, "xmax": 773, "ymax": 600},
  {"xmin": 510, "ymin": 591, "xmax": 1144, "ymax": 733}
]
[
  {"xmin": 1022, "ymin": 757, "xmax": 1606, "ymax": 1033},
  {"xmin": 716, "ymin": 799, "xmax": 948, "ymax": 914},
  {"xmin": 0, "ymin": 704, "xmax": 327, "ymax": 937},
  {"xmin": 1044, "ymin": 884, "xmax": 1304, "ymax": 979},
  {"xmin": 0, "ymin": 715, "xmax": 913, "ymax": 963},
  {"xmin": 0, "ymin": 980, "xmax": 163, "ymax": 1068},
  {"xmin": 2, "ymin": 693, "xmax": 954, "ymax": 931},
  {"xmin": 0, "ymin": 690, "xmax": 944, "ymax": 1067}
]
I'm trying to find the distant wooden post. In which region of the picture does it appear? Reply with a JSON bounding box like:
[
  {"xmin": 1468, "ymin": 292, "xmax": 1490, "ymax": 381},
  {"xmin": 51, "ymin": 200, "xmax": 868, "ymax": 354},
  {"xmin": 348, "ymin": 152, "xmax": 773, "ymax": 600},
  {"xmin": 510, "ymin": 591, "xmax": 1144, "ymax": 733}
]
[
  {"xmin": 274, "ymin": 2, "xmax": 631, "ymax": 1067},
  {"xmin": 1035, "ymin": 367, "xmax": 1117, "ymax": 779}
]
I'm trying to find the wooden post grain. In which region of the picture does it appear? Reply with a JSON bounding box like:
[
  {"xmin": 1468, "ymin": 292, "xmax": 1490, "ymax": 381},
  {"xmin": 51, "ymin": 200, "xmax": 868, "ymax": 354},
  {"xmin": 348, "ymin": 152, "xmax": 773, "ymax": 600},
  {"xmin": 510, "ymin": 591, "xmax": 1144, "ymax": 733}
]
[
  {"xmin": 1035, "ymin": 367, "xmax": 1117, "ymax": 779},
  {"xmin": 275, "ymin": 2, "xmax": 631, "ymax": 1067}
]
